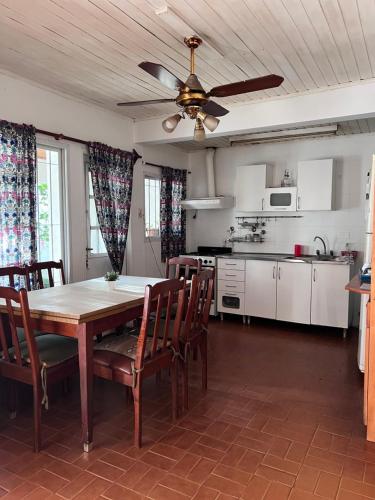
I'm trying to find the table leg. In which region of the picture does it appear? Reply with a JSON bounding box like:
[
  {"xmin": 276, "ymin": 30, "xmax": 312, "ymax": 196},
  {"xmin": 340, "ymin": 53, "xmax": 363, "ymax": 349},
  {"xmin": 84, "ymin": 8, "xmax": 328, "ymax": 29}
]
[{"xmin": 78, "ymin": 323, "xmax": 93, "ymax": 452}]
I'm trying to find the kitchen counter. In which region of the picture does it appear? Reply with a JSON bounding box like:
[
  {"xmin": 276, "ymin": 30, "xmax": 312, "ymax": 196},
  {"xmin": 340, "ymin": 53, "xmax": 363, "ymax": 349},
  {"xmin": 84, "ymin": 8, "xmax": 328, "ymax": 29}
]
[{"xmin": 216, "ymin": 252, "xmax": 350, "ymax": 265}]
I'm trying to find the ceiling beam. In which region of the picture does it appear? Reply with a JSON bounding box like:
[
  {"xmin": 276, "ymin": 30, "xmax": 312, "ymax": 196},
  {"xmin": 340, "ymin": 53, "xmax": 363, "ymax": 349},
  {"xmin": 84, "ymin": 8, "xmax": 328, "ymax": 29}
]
[{"xmin": 134, "ymin": 80, "xmax": 375, "ymax": 144}]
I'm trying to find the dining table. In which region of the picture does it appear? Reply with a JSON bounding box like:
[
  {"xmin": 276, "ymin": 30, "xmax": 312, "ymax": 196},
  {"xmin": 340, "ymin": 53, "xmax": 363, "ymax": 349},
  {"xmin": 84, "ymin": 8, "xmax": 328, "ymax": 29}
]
[{"xmin": 0, "ymin": 275, "xmax": 166, "ymax": 452}]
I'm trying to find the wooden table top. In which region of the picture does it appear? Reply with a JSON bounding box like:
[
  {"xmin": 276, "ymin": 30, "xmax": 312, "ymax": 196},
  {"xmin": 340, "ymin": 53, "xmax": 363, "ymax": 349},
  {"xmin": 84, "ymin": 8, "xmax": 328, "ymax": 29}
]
[
  {"xmin": 0, "ymin": 276, "xmax": 166, "ymax": 324},
  {"xmin": 345, "ymin": 275, "xmax": 371, "ymax": 296}
]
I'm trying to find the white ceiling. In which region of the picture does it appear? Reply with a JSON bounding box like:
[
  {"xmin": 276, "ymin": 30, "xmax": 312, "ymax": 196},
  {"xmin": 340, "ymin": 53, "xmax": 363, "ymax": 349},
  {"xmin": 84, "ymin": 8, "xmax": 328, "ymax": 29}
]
[{"xmin": 0, "ymin": 0, "xmax": 374, "ymax": 120}]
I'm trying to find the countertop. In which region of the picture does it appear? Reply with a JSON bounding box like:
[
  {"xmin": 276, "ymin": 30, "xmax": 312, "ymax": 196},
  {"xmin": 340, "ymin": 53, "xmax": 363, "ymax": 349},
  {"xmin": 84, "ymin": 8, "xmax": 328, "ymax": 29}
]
[{"xmin": 216, "ymin": 252, "xmax": 350, "ymax": 265}]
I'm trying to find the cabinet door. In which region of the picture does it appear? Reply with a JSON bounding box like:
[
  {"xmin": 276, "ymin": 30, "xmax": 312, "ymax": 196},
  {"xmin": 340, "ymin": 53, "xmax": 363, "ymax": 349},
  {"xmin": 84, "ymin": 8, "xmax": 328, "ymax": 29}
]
[
  {"xmin": 276, "ymin": 263, "xmax": 311, "ymax": 324},
  {"xmin": 297, "ymin": 159, "xmax": 333, "ymax": 211},
  {"xmin": 311, "ymin": 264, "xmax": 349, "ymax": 328},
  {"xmin": 245, "ymin": 260, "xmax": 277, "ymax": 319},
  {"xmin": 235, "ymin": 164, "xmax": 271, "ymax": 212}
]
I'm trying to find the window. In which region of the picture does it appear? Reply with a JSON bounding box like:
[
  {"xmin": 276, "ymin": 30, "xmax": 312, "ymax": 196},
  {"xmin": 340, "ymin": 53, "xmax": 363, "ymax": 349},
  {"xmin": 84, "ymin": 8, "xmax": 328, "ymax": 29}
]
[
  {"xmin": 144, "ymin": 176, "xmax": 161, "ymax": 238},
  {"xmin": 86, "ymin": 168, "xmax": 106, "ymax": 255},
  {"xmin": 36, "ymin": 146, "xmax": 65, "ymax": 284}
]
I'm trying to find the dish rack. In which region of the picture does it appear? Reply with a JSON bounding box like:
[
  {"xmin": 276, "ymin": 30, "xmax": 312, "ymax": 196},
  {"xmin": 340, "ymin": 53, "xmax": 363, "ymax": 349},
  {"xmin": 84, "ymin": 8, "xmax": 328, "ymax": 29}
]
[{"xmin": 228, "ymin": 234, "xmax": 264, "ymax": 244}]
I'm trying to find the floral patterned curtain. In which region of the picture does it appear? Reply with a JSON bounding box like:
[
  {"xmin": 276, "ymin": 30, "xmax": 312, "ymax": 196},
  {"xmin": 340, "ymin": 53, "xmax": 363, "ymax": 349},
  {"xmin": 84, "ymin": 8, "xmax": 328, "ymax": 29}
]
[
  {"xmin": 0, "ymin": 120, "xmax": 37, "ymax": 267},
  {"xmin": 88, "ymin": 142, "xmax": 136, "ymax": 273},
  {"xmin": 160, "ymin": 167, "xmax": 187, "ymax": 262}
]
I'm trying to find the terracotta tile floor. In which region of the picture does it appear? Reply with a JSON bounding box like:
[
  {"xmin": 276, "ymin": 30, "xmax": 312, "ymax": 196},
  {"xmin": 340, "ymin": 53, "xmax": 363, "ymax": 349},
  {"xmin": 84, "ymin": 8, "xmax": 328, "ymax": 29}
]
[{"xmin": 0, "ymin": 317, "xmax": 372, "ymax": 499}]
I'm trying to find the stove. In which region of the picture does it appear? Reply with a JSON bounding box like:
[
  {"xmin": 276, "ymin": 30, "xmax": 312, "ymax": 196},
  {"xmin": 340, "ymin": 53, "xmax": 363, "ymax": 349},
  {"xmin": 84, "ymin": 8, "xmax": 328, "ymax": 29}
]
[{"xmin": 180, "ymin": 246, "xmax": 232, "ymax": 315}]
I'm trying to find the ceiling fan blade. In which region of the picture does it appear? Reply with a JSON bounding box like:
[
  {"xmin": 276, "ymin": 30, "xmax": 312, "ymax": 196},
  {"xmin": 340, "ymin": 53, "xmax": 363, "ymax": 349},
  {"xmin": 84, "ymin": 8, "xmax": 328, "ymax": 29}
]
[
  {"xmin": 139, "ymin": 62, "xmax": 184, "ymax": 91},
  {"xmin": 117, "ymin": 99, "xmax": 175, "ymax": 107},
  {"xmin": 202, "ymin": 100, "xmax": 229, "ymax": 117},
  {"xmin": 209, "ymin": 74, "xmax": 284, "ymax": 98}
]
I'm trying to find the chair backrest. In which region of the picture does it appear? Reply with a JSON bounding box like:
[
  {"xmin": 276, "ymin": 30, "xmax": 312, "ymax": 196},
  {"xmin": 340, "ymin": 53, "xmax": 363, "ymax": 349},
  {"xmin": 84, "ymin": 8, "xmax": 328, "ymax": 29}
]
[
  {"xmin": 0, "ymin": 266, "xmax": 31, "ymax": 291},
  {"xmin": 182, "ymin": 268, "xmax": 215, "ymax": 342},
  {"xmin": 0, "ymin": 286, "xmax": 40, "ymax": 383},
  {"xmin": 27, "ymin": 260, "xmax": 66, "ymax": 289},
  {"xmin": 165, "ymin": 257, "xmax": 202, "ymax": 280},
  {"xmin": 135, "ymin": 278, "xmax": 185, "ymax": 370}
]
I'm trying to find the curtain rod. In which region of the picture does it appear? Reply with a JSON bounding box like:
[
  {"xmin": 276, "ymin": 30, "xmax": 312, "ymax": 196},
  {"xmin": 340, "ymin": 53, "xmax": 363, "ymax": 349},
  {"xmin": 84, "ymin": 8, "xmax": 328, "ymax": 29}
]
[
  {"xmin": 143, "ymin": 160, "xmax": 191, "ymax": 173},
  {"xmin": 35, "ymin": 127, "xmax": 142, "ymax": 162}
]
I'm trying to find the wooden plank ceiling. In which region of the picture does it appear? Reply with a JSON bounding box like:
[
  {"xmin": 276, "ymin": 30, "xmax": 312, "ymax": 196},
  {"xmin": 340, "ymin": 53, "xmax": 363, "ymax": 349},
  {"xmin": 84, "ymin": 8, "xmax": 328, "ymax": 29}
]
[{"xmin": 0, "ymin": 0, "xmax": 374, "ymax": 120}]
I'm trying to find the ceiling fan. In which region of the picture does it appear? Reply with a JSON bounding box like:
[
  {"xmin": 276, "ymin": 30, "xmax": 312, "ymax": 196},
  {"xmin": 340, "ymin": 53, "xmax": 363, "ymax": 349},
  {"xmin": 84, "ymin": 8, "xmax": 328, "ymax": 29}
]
[{"xmin": 118, "ymin": 36, "xmax": 284, "ymax": 141}]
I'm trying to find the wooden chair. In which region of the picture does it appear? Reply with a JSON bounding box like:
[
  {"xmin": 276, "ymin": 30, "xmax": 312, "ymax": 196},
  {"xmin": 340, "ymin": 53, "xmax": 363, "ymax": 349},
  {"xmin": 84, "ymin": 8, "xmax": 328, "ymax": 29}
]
[
  {"xmin": 0, "ymin": 286, "xmax": 78, "ymax": 452},
  {"xmin": 0, "ymin": 265, "xmax": 31, "ymax": 291},
  {"xmin": 27, "ymin": 260, "xmax": 66, "ymax": 289},
  {"xmin": 93, "ymin": 278, "xmax": 186, "ymax": 447},
  {"xmin": 179, "ymin": 268, "xmax": 215, "ymax": 410},
  {"xmin": 165, "ymin": 256, "xmax": 202, "ymax": 279}
]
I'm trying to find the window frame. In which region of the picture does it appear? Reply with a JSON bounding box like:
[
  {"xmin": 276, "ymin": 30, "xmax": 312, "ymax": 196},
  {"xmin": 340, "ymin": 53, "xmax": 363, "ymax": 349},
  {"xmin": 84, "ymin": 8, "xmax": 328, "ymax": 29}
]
[
  {"xmin": 144, "ymin": 173, "xmax": 161, "ymax": 241},
  {"xmin": 36, "ymin": 142, "xmax": 67, "ymax": 269},
  {"xmin": 84, "ymin": 157, "xmax": 107, "ymax": 258}
]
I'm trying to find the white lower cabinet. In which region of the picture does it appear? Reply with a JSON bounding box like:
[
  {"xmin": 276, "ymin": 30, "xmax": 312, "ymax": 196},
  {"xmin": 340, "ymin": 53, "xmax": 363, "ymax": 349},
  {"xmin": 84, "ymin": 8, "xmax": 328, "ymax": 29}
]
[
  {"xmin": 245, "ymin": 260, "xmax": 277, "ymax": 319},
  {"xmin": 311, "ymin": 263, "xmax": 350, "ymax": 328},
  {"xmin": 276, "ymin": 262, "xmax": 312, "ymax": 324}
]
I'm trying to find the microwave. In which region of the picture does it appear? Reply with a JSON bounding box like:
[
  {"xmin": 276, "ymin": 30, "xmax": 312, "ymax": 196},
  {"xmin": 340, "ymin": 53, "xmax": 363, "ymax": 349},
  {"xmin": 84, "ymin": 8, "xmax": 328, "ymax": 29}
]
[{"xmin": 263, "ymin": 187, "xmax": 297, "ymax": 211}]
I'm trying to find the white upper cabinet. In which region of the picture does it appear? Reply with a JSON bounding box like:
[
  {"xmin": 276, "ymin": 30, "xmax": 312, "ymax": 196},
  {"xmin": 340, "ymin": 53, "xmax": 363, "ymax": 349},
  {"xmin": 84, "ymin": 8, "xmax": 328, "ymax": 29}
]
[
  {"xmin": 311, "ymin": 263, "xmax": 349, "ymax": 328},
  {"xmin": 297, "ymin": 159, "xmax": 333, "ymax": 211},
  {"xmin": 235, "ymin": 164, "xmax": 272, "ymax": 212}
]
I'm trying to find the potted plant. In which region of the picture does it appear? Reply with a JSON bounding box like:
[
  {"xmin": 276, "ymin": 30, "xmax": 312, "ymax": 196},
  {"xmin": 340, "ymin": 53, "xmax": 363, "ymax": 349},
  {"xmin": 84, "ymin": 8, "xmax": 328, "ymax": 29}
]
[{"xmin": 104, "ymin": 271, "xmax": 119, "ymax": 290}]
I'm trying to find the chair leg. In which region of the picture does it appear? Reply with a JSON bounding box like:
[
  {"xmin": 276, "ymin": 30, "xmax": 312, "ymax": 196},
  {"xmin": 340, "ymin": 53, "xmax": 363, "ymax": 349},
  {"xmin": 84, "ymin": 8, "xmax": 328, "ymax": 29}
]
[
  {"xmin": 125, "ymin": 386, "xmax": 132, "ymax": 405},
  {"xmin": 200, "ymin": 334, "xmax": 208, "ymax": 392},
  {"xmin": 132, "ymin": 383, "xmax": 142, "ymax": 448},
  {"xmin": 155, "ymin": 371, "xmax": 162, "ymax": 384},
  {"xmin": 8, "ymin": 380, "xmax": 18, "ymax": 419},
  {"xmin": 171, "ymin": 363, "xmax": 178, "ymax": 421},
  {"xmin": 183, "ymin": 356, "xmax": 189, "ymax": 411},
  {"xmin": 33, "ymin": 385, "xmax": 42, "ymax": 453}
]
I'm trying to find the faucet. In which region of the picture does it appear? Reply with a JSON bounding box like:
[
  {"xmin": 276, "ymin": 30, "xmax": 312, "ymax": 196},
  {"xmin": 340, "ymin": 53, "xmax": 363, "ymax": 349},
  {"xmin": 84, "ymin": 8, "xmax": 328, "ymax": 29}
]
[{"xmin": 314, "ymin": 236, "xmax": 327, "ymax": 255}]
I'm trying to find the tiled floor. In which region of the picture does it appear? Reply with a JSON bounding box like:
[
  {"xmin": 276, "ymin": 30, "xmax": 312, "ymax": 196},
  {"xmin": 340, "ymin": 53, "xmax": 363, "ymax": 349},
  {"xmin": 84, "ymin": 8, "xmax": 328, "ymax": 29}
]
[{"xmin": 0, "ymin": 317, "xmax": 372, "ymax": 499}]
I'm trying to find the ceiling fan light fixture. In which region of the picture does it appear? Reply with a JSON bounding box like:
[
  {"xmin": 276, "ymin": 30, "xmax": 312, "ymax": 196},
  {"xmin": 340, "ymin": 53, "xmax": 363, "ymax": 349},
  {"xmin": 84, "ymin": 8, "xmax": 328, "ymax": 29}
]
[
  {"xmin": 194, "ymin": 118, "xmax": 206, "ymax": 141},
  {"xmin": 162, "ymin": 113, "xmax": 181, "ymax": 133},
  {"xmin": 197, "ymin": 110, "xmax": 220, "ymax": 132}
]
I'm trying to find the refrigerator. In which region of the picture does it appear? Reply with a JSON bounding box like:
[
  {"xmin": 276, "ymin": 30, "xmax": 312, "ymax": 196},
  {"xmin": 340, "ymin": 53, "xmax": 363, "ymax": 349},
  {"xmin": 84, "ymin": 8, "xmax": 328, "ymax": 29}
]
[{"xmin": 358, "ymin": 155, "xmax": 375, "ymax": 372}]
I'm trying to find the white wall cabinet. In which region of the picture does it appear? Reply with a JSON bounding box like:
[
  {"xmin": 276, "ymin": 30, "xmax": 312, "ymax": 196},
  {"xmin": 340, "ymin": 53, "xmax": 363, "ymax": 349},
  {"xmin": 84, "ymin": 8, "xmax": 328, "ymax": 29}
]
[
  {"xmin": 297, "ymin": 159, "xmax": 333, "ymax": 211},
  {"xmin": 276, "ymin": 262, "xmax": 312, "ymax": 324},
  {"xmin": 245, "ymin": 260, "xmax": 277, "ymax": 319},
  {"xmin": 311, "ymin": 263, "xmax": 349, "ymax": 328},
  {"xmin": 235, "ymin": 164, "xmax": 272, "ymax": 212}
]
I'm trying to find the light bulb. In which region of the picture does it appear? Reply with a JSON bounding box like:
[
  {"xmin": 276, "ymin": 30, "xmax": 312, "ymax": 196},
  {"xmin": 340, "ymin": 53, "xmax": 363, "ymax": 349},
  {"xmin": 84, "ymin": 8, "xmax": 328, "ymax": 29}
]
[
  {"xmin": 197, "ymin": 111, "xmax": 220, "ymax": 132},
  {"xmin": 162, "ymin": 113, "xmax": 181, "ymax": 133},
  {"xmin": 194, "ymin": 118, "xmax": 206, "ymax": 141}
]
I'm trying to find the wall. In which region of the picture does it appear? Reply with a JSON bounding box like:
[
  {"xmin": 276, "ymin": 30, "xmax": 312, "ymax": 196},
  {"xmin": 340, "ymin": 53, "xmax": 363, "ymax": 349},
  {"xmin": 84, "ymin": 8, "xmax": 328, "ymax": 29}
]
[
  {"xmin": 187, "ymin": 133, "xmax": 371, "ymax": 261},
  {"xmin": 0, "ymin": 71, "xmax": 188, "ymax": 281}
]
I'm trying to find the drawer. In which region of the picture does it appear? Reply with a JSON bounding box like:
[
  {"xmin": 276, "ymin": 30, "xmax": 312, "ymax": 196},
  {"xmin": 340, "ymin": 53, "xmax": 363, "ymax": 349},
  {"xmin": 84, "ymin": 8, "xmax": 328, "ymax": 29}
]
[
  {"xmin": 217, "ymin": 291, "xmax": 245, "ymax": 315},
  {"xmin": 217, "ymin": 280, "xmax": 245, "ymax": 293},
  {"xmin": 217, "ymin": 258, "xmax": 245, "ymax": 271},
  {"xmin": 218, "ymin": 268, "xmax": 245, "ymax": 282}
]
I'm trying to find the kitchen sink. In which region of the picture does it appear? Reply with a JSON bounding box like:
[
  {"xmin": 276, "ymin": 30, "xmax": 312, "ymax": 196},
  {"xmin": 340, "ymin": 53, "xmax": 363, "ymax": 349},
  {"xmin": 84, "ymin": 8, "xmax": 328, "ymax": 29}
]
[{"xmin": 282, "ymin": 256, "xmax": 309, "ymax": 263}]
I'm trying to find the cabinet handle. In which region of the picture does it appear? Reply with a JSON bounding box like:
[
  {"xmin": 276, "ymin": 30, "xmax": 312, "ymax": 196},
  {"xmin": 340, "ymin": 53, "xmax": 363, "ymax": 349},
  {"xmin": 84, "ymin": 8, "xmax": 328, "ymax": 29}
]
[
  {"xmin": 313, "ymin": 268, "xmax": 316, "ymax": 282},
  {"xmin": 261, "ymin": 198, "xmax": 264, "ymax": 211},
  {"xmin": 226, "ymin": 285, "xmax": 237, "ymax": 288},
  {"xmin": 278, "ymin": 267, "xmax": 281, "ymax": 280},
  {"xmin": 224, "ymin": 292, "xmax": 238, "ymax": 296},
  {"xmin": 297, "ymin": 196, "xmax": 301, "ymax": 210},
  {"xmin": 225, "ymin": 263, "xmax": 237, "ymax": 266},
  {"xmin": 225, "ymin": 274, "xmax": 236, "ymax": 277},
  {"xmin": 273, "ymin": 266, "xmax": 276, "ymax": 279}
]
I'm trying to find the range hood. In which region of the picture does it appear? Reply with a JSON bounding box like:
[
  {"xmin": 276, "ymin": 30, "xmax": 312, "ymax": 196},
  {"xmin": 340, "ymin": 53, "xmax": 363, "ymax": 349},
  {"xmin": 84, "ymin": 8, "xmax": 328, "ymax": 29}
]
[{"xmin": 181, "ymin": 148, "xmax": 234, "ymax": 210}]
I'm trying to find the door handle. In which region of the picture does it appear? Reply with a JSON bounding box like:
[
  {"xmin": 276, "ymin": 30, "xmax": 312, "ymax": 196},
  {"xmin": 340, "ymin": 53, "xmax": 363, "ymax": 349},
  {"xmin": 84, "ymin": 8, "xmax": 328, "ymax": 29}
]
[{"xmin": 278, "ymin": 267, "xmax": 281, "ymax": 280}]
